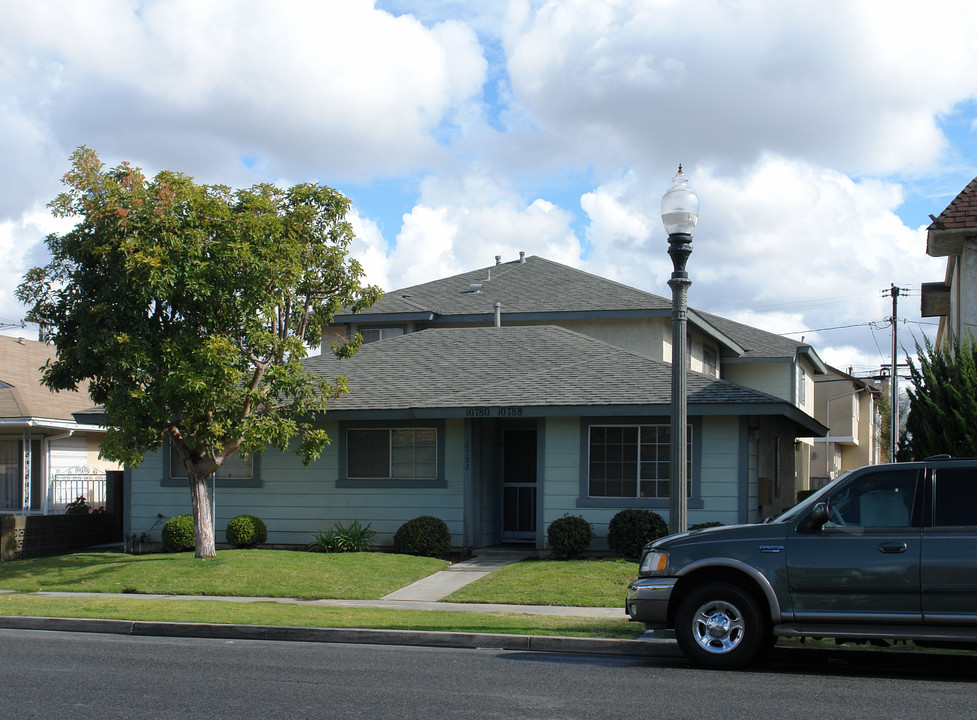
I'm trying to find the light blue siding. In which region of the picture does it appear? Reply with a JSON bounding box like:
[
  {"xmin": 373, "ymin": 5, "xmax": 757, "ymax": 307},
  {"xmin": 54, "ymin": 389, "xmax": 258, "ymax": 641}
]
[{"xmin": 128, "ymin": 420, "xmax": 468, "ymax": 548}]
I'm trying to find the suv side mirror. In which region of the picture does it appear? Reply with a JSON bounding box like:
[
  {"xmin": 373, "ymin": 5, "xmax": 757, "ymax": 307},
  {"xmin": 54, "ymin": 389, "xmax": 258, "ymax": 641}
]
[{"xmin": 810, "ymin": 502, "xmax": 829, "ymax": 530}]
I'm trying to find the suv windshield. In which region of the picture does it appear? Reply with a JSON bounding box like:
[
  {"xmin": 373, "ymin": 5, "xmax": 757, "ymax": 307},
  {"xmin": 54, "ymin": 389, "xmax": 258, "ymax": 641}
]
[{"xmin": 772, "ymin": 470, "xmax": 853, "ymax": 523}]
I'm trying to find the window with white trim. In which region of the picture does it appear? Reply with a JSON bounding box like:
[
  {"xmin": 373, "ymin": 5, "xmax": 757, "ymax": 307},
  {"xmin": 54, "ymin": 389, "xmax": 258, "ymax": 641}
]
[
  {"xmin": 703, "ymin": 345, "xmax": 718, "ymax": 376},
  {"xmin": 347, "ymin": 427, "xmax": 437, "ymax": 480},
  {"xmin": 588, "ymin": 424, "xmax": 691, "ymax": 499},
  {"xmin": 359, "ymin": 327, "xmax": 404, "ymax": 344},
  {"xmin": 797, "ymin": 366, "xmax": 807, "ymax": 405}
]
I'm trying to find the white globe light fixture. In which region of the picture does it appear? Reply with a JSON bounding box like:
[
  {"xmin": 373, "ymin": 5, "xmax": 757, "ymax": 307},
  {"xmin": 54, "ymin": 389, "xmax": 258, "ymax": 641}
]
[{"xmin": 661, "ymin": 165, "xmax": 699, "ymax": 237}]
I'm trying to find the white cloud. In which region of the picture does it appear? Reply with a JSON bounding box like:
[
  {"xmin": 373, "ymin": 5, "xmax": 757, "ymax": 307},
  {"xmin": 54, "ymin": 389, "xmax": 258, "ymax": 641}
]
[
  {"xmin": 0, "ymin": 0, "xmax": 488, "ymax": 200},
  {"xmin": 503, "ymin": 0, "xmax": 977, "ymax": 174},
  {"xmin": 384, "ymin": 172, "xmax": 583, "ymax": 288},
  {"xmin": 576, "ymin": 155, "xmax": 945, "ymax": 370},
  {"xmin": 0, "ymin": 205, "xmax": 75, "ymax": 327}
]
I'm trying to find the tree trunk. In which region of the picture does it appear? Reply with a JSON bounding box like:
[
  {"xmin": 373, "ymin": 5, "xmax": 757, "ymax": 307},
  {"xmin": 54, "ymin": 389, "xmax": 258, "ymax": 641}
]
[{"xmin": 188, "ymin": 468, "xmax": 217, "ymax": 559}]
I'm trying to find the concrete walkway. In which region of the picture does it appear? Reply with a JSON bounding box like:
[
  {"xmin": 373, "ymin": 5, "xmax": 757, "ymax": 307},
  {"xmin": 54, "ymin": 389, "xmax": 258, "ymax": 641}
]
[{"xmin": 381, "ymin": 547, "xmax": 533, "ymax": 602}]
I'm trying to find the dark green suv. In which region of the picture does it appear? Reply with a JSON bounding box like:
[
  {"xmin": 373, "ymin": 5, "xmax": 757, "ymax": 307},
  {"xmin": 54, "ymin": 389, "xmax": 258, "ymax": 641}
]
[{"xmin": 626, "ymin": 458, "xmax": 977, "ymax": 668}]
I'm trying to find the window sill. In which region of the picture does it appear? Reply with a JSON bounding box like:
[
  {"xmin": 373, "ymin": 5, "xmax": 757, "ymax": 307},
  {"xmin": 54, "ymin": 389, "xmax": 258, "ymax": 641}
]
[
  {"xmin": 576, "ymin": 497, "xmax": 704, "ymax": 510},
  {"xmin": 336, "ymin": 478, "xmax": 447, "ymax": 489}
]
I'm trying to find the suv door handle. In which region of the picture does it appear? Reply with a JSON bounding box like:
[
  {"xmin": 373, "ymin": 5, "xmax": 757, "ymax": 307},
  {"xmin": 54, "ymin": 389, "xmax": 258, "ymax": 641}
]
[{"xmin": 879, "ymin": 542, "xmax": 908, "ymax": 554}]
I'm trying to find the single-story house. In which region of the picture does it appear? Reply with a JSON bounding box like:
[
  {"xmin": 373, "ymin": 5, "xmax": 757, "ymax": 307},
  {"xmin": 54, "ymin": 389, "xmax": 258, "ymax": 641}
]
[
  {"xmin": 124, "ymin": 255, "xmax": 829, "ymax": 551},
  {"xmin": 0, "ymin": 335, "xmax": 118, "ymax": 514}
]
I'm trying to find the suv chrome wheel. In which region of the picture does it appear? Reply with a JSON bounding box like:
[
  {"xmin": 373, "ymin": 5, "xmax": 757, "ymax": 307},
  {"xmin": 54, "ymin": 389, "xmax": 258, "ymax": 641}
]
[
  {"xmin": 675, "ymin": 582, "xmax": 768, "ymax": 669},
  {"xmin": 691, "ymin": 598, "xmax": 745, "ymax": 654}
]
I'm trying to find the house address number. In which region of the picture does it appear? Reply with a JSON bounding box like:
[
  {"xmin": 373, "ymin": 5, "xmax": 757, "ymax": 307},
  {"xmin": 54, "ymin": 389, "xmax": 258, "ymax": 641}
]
[{"xmin": 465, "ymin": 407, "xmax": 524, "ymax": 417}]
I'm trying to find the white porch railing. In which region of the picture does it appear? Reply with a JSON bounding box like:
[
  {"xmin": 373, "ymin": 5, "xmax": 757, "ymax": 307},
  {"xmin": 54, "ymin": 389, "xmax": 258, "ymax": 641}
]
[{"xmin": 50, "ymin": 469, "xmax": 107, "ymax": 513}]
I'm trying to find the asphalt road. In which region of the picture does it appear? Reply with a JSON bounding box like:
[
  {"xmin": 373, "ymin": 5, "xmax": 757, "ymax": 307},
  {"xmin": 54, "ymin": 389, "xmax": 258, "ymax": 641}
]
[{"xmin": 2, "ymin": 629, "xmax": 975, "ymax": 719}]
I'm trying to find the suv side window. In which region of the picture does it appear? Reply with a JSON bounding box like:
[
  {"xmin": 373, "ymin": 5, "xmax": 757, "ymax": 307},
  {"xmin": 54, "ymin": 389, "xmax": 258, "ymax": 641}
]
[
  {"xmin": 933, "ymin": 468, "xmax": 977, "ymax": 527},
  {"xmin": 826, "ymin": 469, "xmax": 918, "ymax": 528}
]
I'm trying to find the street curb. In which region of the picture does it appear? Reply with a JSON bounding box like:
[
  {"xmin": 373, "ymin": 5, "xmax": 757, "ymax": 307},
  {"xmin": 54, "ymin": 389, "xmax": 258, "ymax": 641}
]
[{"xmin": 0, "ymin": 615, "xmax": 681, "ymax": 658}]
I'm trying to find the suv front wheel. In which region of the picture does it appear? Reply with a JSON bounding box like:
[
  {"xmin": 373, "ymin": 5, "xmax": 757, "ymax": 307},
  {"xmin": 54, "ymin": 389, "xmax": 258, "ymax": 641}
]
[{"xmin": 674, "ymin": 582, "xmax": 768, "ymax": 669}]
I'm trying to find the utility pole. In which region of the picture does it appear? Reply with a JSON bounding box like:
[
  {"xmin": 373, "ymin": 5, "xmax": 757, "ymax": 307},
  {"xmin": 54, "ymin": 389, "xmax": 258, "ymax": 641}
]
[{"xmin": 882, "ymin": 284, "xmax": 910, "ymax": 463}]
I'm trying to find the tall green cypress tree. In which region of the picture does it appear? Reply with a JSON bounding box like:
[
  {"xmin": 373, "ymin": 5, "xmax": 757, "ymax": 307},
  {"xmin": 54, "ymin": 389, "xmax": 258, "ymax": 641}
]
[{"xmin": 904, "ymin": 335, "xmax": 977, "ymax": 459}]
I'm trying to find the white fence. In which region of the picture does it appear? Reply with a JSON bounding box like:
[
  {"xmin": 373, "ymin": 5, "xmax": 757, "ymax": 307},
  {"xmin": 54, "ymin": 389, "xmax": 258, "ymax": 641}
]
[{"xmin": 50, "ymin": 470, "xmax": 107, "ymax": 513}]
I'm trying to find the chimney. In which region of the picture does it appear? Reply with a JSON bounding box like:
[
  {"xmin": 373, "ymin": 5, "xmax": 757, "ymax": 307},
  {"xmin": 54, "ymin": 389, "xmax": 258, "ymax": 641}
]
[{"xmin": 494, "ymin": 302, "xmax": 501, "ymax": 328}]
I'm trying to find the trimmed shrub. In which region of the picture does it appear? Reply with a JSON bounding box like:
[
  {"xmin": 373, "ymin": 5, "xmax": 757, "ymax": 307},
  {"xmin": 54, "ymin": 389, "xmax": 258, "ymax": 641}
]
[
  {"xmin": 392, "ymin": 515, "xmax": 451, "ymax": 558},
  {"xmin": 161, "ymin": 514, "xmax": 195, "ymax": 552},
  {"xmin": 547, "ymin": 514, "xmax": 593, "ymax": 559},
  {"xmin": 225, "ymin": 514, "xmax": 267, "ymax": 548},
  {"xmin": 607, "ymin": 508, "xmax": 668, "ymax": 558}
]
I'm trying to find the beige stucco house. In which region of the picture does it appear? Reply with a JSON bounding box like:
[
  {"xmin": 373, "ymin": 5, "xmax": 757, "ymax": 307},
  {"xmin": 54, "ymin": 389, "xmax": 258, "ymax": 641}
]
[{"xmin": 0, "ymin": 335, "xmax": 117, "ymax": 514}]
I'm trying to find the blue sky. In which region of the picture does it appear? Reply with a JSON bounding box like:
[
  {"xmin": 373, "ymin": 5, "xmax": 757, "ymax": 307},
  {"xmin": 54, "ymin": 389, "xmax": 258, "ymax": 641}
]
[{"xmin": 2, "ymin": 0, "xmax": 976, "ymax": 376}]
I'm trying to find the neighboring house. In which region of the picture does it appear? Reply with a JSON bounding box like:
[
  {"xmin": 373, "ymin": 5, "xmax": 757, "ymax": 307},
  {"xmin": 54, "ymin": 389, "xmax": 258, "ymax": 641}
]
[
  {"xmin": 810, "ymin": 365, "xmax": 882, "ymax": 489},
  {"xmin": 922, "ymin": 176, "xmax": 977, "ymax": 346},
  {"xmin": 125, "ymin": 255, "xmax": 829, "ymax": 550},
  {"xmin": 0, "ymin": 335, "xmax": 117, "ymax": 514}
]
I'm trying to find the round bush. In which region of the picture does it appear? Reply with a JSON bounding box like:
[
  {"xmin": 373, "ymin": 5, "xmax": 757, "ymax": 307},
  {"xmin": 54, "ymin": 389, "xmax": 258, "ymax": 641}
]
[
  {"xmin": 392, "ymin": 515, "xmax": 451, "ymax": 558},
  {"xmin": 547, "ymin": 514, "xmax": 593, "ymax": 559},
  {"xmin": 225, "ymin": 514, "xmax": 267, "ymax": 548},
  {"xmin": 607, "ymin": 508, "xmax": 668, "ymax": 558},
  {"xmin": 161, "ymin": 513, "xmax": 195, "ymax": 552}
]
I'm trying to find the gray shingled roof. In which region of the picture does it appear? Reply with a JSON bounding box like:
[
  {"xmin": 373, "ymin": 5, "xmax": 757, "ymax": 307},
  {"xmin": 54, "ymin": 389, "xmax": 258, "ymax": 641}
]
[
  {"xmin": 304, "ymin": 325, "xmax": 826, "ymax": 434},
  {"xmin": 0, "ymin": 335, "xmax": 95, "ymax": 422},
  {"xmin": 336, "ymin": 255, "xmax": 673, "ymax": 319},
  {"xmin": 695, "ymin": 310, "xmax": 814, "ymax": 362},
  {"xmin": 340, "ymin": 255, "xmax": 818, "ymax": 363}
]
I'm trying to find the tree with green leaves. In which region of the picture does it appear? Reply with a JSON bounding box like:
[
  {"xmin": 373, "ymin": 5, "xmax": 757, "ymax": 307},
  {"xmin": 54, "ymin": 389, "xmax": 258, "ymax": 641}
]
[
  {"xmin": 902, "ymin": 334, "xmax": 977, "ymax": 460},
  {"xmin": 17, "ymin": 147, "xmax": 380, "ymax": 558}
]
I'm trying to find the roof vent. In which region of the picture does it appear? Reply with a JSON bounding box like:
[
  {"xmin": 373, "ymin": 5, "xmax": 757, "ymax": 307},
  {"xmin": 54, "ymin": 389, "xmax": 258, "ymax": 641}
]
[
  {"xmin": 469, "ymin": 283, "xmax": 483, "ymax": 293},
  {"xmin": 519, "ymin": 251, "xmax": 526, "ymax": 263},
  {"xmin": 495, "ymin": 255, "xmax": 502, "ymax": 265}
]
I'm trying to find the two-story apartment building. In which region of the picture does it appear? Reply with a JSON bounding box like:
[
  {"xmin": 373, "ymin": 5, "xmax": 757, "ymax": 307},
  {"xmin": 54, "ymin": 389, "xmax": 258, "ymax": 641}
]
[
  {"xmin": 124, "ymin": 255, "xmax": 828, "ymax": 550},
  {"xmin": 810, "ymin": 366, "xmax": 882, "ymax": 488}
]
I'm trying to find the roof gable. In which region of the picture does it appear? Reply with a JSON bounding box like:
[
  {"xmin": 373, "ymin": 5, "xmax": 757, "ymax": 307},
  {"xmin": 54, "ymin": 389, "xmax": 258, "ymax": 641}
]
[
  {"xmin": 336, "ymin": 256, "xmax": 673, "ymax": 320},
  {"xmin": 929, "ymin": 177, "xmax": 977, "ymax": 231}
]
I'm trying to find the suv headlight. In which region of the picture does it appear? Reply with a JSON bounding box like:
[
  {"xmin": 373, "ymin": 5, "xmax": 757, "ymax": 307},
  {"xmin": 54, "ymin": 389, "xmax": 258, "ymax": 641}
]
[{"xmin": 640, "ymin": 549, "xmax": 668, "ymax": 575}]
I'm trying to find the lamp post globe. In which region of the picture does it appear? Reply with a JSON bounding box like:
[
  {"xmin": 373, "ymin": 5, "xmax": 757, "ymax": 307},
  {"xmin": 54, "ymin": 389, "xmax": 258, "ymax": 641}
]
[
  {"xmin": 662, "ymin": 165, "xmax": 698, "ymax": 534},
  {"xmin": 661, "ymin": 165, "xmax": 699, "ymax": 237}
]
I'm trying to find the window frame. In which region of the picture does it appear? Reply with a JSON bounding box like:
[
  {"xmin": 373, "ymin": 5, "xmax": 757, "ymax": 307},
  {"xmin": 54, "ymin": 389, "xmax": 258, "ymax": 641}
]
[
  {"xmin": 161, "ymin": 444, "xmax": 262, "ymax": 488},
  {"xmin": 357, "ymin": 327, "xmax": 405, "ymax": 344},
  {"xmin": 576, "ymin": 417, "xmax": 703, "ymax": 510},
  {"xmin": 337, "ymin": 420, "xmax": 446, "ymax": 489}
]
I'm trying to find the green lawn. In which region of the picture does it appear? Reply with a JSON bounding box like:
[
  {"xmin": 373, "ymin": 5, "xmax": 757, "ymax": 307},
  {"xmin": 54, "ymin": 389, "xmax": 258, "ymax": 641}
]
[
  {"xmin": 0, "ymin": 550, "xmax": 447, "ymax": 600},
  {"xmin": 446, "ymin": 558, "xmax": 638, "ymax": 607},
  {"xmin": 0, "ymin": 594, "xmax": 643, "ymax": 639},
  {"xmin": 0, "ymin": 550, "xmax": 644, "ymax": 640}
]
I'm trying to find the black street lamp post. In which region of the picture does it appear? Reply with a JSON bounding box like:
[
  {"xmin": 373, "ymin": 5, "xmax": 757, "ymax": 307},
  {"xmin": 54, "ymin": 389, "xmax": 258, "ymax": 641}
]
[{"xmin": 661, "ymin": 166, "xmax": 699, "ymax": 534}]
